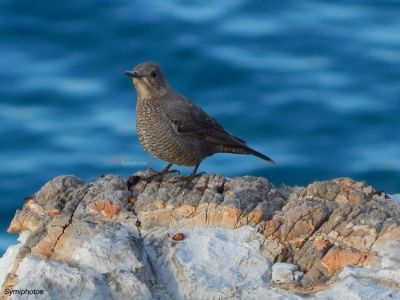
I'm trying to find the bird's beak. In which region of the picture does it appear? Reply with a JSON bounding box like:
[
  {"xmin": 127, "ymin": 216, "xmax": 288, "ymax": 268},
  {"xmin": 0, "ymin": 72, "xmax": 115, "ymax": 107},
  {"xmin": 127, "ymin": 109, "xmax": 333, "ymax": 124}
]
[{"xmin": 125, "ymin": 71, "xmax": 143, "ymax": 78}]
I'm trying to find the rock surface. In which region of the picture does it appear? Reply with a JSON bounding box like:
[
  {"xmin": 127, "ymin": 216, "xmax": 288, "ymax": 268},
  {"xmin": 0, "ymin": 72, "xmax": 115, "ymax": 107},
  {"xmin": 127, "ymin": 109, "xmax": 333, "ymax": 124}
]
[
  {"xmin": 272, "ymin": 263, "xmax": 303, "ymax": 284},
  {"xmin": 1, "ymin": 170, "xmax": 400, "ymax": 299}
]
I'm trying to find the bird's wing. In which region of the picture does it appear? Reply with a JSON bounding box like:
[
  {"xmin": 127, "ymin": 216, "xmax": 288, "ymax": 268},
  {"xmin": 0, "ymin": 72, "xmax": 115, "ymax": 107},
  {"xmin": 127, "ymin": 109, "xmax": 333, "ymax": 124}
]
[{"xmin": 164, "ymin": 98, "xmax": 247, "ymax": 147}]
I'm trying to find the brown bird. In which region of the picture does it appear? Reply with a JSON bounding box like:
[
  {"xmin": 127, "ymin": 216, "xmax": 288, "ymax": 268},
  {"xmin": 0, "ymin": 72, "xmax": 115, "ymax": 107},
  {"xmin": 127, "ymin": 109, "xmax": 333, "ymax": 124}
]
[{"xmin": 125, "ymin": 62, "xmax": 273, "ymax": 178}]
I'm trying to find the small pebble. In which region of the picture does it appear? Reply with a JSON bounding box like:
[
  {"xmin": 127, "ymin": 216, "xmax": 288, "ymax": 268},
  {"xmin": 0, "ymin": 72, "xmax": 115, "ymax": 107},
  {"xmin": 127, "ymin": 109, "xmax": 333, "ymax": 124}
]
[
  {"xmin": 48, "ymin": 209, "xmax": 61, "ymax": 217},
  {"xmin": 172, "ymin": 233, "xmax": 185, "ymax": 241}
]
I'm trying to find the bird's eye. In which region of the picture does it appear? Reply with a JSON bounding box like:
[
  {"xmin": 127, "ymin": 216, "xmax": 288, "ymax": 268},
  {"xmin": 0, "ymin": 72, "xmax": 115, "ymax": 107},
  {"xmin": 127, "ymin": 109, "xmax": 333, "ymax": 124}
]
[{"xmin": 150, "ymin": 71, "xmax": 158, "ymax": 78}]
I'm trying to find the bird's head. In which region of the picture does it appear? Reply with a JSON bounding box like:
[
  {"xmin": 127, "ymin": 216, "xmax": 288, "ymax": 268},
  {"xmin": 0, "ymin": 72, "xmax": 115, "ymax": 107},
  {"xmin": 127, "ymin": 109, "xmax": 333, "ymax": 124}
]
[{"xmin": 125, "ymin": 62, "xmax": 168, "ymax": 99}]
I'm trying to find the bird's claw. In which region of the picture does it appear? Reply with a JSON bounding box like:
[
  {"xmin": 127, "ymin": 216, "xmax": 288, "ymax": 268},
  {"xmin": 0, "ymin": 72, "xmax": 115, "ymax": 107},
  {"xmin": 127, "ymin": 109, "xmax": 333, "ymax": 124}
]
[
  {"xmin": 144, "ymin": 175, "xmax": 157, "ymax": 183},
  {"xmin": 144, "ymin": 173, "xmax": 163, "ymax": 183},
  {"xmin": 144, "ymin": 169, "xmax": 180, "ymax": 183}
]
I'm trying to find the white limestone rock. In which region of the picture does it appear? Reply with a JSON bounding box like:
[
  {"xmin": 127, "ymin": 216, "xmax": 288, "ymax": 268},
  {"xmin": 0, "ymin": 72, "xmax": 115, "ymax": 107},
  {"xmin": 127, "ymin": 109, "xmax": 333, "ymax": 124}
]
[
  {"xmin": 0, "ymin": 232, "xmax": 29, "ymax": 288},
  {"xmin": 70, "ymin": 226, "xmax": 153, "ymax": 299},
  {"xmin": 314, "ymin": 276, "xmax": 400, "ymax": 300},
  {"xmin": 143, "ymin": 225, "xmax": 272, "ymax": 299},
  {"xmin": 2, "ymin": 226, "xmax": 400, "ymax": 300},
  {"xmin": 13, "ymin": 256, "xmax": 109, "ymax": 300},
  {"xmin": 272, "ymin": 262, "xmax": 303, "ymax": 283}
]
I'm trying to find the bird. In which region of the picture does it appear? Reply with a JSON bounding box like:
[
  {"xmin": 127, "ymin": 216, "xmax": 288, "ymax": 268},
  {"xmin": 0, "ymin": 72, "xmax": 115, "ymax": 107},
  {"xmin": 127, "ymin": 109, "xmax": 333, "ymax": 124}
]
[{"xmin": 125, "ymin": 62, "xmax": 273, "ymax": 179}]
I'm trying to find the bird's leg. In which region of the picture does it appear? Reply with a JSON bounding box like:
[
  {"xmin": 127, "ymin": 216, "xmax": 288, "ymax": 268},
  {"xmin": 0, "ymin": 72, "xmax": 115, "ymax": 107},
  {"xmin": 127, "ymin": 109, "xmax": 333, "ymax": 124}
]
[
  {"xmin": 181, "ymin": 163, "xmax": 206, "ymax": 182},
  {"xmin": 190, "ymin": 163, "xmax": 200, "ymax": 176},
  {"xmin": 162, "ymin": 163, "xmax": 180, "ymax": 175},
  {"xmin": 160, "ymin": 163, "xmax": 173, "ymax": 174},
  {"xmin": 145, "ymin": 163, "xmax": 179, "ymax": 183}
]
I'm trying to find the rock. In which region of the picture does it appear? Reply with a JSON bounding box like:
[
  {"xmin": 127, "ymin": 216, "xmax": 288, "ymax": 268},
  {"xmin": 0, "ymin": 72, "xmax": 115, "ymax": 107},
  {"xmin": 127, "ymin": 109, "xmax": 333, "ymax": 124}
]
[
  {"xmin": 12, "ymin": 255, "xmax": 152, "ymax": 300},
  {"xmin": 320, "ymin": 247, "xmax": 367, "ymax": 276},
  {"xmin": 0, "ymin": 232, "xmax": 29, "ymax": 290},
  {"xmin": 314, "ymin": 276, "xmax": 400, "ymax": 300},
  {"xmin": 143, "ymin": 226, "xmax": 272, "ymax": 299},
  {"xmin": 1, "ymin": 170, "xmax": 400, "ymax": 299},
  {"xmin": 272, "ymin": 263, "xmax": 303, "ymax": 284}
]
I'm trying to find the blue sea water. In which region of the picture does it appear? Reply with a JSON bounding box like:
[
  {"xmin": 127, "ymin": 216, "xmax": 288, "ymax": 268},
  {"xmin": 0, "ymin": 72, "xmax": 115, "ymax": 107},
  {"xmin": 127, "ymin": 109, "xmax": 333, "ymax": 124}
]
[{"xmin": 0, "ymin": 0, "xmax": 399, "ymax": 255}]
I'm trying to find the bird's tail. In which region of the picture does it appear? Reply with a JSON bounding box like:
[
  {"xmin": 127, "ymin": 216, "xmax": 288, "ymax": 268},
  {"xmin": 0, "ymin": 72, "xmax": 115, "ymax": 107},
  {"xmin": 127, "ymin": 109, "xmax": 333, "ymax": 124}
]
[
  {"xmin": 244, "ymin": 147, "xmax": 274, "ymax": 163},
  {"xmin": 217, "ymin": 145, "xmax": 274, "ymax": 163}
]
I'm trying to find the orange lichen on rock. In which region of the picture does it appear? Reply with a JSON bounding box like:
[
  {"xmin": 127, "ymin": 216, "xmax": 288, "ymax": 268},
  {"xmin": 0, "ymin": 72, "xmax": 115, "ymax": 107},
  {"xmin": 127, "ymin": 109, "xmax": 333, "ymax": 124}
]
[
  {"xmin": 7, "ymin": 210, "xmax": 41, "ymax": 233},
  {"xmin": 7, "ymin": 219, "xmax": 23, "ymax": 233},
  {"xmin": 90, "ymin": 199, "xmax": 121, "ymax": 218},
  {"xmin": 321, "ymin": 247, "xmax": 367, "ymax": 275},
  {"xmin": 221, "ymin": 205, "xmax": 242, "ymax": 228},
  {"xmin": 32, "ymin": 239, "xmax": 54, "ymax": 259},
  {"xmin": 313, "ymin": 239, "xmax": 330, "ymax": 252}
]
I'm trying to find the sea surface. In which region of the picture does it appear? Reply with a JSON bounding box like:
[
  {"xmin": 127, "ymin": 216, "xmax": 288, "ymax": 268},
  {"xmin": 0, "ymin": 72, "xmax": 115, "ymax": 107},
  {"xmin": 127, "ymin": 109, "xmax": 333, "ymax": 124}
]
[{"xmin": 1, "ymin": 0, "xmax": 399, "ymax": 255}]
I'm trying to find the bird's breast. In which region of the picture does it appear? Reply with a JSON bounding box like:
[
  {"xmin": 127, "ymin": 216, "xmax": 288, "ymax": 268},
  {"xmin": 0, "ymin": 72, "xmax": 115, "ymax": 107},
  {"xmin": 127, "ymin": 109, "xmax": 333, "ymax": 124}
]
[{"xmin": 135, "ymin": 100, "xmax": 213, "ymax": 166}]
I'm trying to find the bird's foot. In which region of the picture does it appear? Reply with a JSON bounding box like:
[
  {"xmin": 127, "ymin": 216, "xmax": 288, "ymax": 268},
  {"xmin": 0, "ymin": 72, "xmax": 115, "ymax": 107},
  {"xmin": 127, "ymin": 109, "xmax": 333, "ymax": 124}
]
[
  {"xmin": 194, "ymin": 171, "xmax": 206, "ymax": 177},
  {"xmin": 180, "ymin": 172, "xmax": 206, "ymax": 182},
  {"xmin": 144, "ymin": 172, "xmax": 164, "ymax": 183},
  {"xmin": 144, "ymin": 173, "xmax": 162, "ymax": 183},
  {"xmin": 145, "ymin": 169, "xmax": 180, "ymax": 183}
]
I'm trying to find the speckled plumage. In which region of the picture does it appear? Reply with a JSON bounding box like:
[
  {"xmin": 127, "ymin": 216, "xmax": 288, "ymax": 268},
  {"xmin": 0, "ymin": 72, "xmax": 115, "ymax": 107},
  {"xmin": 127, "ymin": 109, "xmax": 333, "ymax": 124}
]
[
  {"xmin": 126, "ymin": 62, "xmax": 273, "ymax": 174},
  {"xmin": 135, "ymin": 95, "xmax": 214, "ymax": 166}
]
